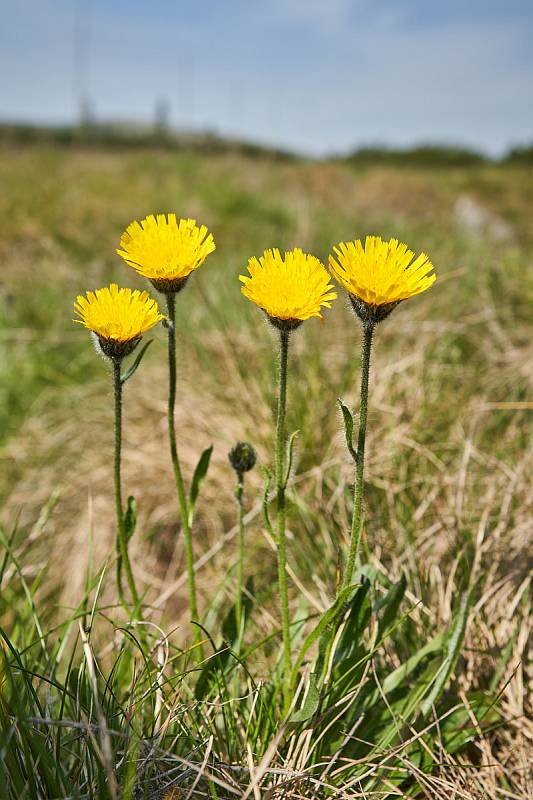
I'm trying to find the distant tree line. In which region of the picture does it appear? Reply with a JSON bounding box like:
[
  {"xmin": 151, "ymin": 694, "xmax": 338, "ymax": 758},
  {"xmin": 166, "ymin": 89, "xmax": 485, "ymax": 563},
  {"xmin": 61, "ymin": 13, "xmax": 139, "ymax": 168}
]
[
  {"xmin": 0, "ymin": 122, "xmax": 532, "ymax": 165},
  {"xmin": 340, "ymin": 144, "xmax": 533, "ymax": 166},
  {"xmin": 0, "ymin": 123, "xmax": 297, "ymax": 161}
]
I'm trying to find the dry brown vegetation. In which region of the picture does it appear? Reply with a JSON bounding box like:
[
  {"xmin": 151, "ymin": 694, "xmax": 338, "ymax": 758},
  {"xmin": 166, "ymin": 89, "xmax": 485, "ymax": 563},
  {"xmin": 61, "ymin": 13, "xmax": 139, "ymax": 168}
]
[{"xmin": 0, "ymin": 144, "xmax": 531, "ymax": 797}]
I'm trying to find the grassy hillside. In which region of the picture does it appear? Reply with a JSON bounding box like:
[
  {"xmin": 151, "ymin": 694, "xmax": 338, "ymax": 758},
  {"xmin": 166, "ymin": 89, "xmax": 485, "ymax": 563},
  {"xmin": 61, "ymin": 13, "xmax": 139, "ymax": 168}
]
[{"xmin": 0, "ymin": 143, "xmax": 531, "ymax": 798}]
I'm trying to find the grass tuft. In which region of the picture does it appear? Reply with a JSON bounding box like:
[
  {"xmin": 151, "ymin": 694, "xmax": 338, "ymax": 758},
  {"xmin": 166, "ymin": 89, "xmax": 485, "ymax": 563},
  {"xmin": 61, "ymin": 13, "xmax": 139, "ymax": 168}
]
[{"xmin": 0, "ymin": 142, "xmax": 531, "ymax": 798}]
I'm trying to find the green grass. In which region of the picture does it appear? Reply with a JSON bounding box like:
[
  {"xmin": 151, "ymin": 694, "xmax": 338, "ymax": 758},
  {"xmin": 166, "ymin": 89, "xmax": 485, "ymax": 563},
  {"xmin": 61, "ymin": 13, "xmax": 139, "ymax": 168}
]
[{"xmin": 0, "ymin": 143, "xmax": 531, "ymax": 798}]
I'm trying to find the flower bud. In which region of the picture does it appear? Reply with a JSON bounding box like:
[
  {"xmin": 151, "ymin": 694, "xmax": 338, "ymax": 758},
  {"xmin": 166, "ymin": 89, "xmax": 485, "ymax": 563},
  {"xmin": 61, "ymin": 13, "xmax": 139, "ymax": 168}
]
[{"xmin": 228, "ymin": 442, "xmax": 257, "ymax": 476}]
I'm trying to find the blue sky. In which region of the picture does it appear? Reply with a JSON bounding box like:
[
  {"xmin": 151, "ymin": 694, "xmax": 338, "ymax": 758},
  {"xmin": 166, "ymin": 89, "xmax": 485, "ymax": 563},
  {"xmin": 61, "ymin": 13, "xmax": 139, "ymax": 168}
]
[{"xmin": 1, "ymin": 0, "xmax": 532, "ymax": 155}]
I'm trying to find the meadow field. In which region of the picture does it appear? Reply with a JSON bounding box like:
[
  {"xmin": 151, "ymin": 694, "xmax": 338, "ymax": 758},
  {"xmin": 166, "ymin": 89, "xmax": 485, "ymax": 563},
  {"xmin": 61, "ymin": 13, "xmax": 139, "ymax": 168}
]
[{"xmin": 0, "ymin": 142, "xmax": 531, "ymax": 798}]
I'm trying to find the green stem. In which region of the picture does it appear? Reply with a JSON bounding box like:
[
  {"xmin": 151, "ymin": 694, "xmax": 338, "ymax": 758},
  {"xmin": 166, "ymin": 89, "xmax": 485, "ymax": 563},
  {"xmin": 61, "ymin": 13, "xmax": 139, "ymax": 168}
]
[
  {"xmin": 275, "ymin": 329, "xmax": 292, "ymax": 707},
  {"xmin": 235, "ymin": 473, "xmax": 245, "ymax": 635},
  {"xmin": 342, "ymin": 322, "xmax": 374, "ymax": 589},
  {"xmin": 165, "ymin": 293, "xmax": 200, "ymax": 641},
  {"xmin": 113, "ymin": 359, "xmax": 140, "ymax": 612}
]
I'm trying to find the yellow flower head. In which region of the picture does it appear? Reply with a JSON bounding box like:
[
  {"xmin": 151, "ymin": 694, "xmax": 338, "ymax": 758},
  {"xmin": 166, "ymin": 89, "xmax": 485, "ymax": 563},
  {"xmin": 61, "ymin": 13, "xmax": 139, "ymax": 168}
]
[
  {"xmin": 329, "ymin": 236, "xmax": 436, "ymax": 323},
  {"xmin": 73, "ymin": 283, "xmax": 165, "ymax": 359},
  {"xmin": 117, "ymin": 213, "xmax": 215, "ymax": 292},
  {"xmin": 240, "ymin": 248, "xmax": 337, "ymax": 329}
]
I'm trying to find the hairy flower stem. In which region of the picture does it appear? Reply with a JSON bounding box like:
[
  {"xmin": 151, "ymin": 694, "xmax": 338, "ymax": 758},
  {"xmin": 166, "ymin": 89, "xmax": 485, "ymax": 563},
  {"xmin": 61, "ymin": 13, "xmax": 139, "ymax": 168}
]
[
  {"xmin": 343, "ymin": 322, "xmax": 374, "ymax": 589},
  {"xmin": 276, "ymin": 329, "xmax": 292, "ymax": 707},
  {"xmin": 165, "ymin": 294, "xmax": 200, "ymax": 644},
  {"xmin": 235, "ymin": 472, "xmax": 245, "ymax": 635},
  {"xmin": 113, "ymin": 359, "xmax": 141, "ymax": 614}
]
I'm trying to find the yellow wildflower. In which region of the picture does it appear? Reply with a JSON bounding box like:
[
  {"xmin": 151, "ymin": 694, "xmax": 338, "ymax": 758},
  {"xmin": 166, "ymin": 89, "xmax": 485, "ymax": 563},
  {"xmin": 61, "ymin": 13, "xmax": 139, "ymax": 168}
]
[
  {"xmin": 73, "ymin": 283, "xmax": 164, "ymax": 359},
  {"xmin": 240, "ymin": 248, "xmax": 336, "ymax": 329},
  {"xmin": 117, "ymin": 214, "xmax": 215, "ymax": 292},
  {"xmin": 329, "ymin": 236, "xmax": 436, "ymax": 323}
]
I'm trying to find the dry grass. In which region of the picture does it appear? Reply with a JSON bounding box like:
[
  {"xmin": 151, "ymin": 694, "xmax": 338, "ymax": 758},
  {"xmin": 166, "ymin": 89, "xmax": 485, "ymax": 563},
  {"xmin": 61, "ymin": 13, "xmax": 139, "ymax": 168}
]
[{"xmin": 0, "ymin": 144, "xmax": 531, "ymax": 797}]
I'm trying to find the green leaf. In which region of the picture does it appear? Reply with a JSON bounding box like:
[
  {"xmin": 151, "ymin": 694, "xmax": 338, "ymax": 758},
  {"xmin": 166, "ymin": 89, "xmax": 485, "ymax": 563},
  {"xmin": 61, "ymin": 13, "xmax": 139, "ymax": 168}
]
[
  {"xmin": 120, "ymin": 339, "xmax": 153, "ymax": 384},
  {"xmin": 420, "ymin": 591, "xmax": 471, "ymax": 717},
  {"xmin": 379, "ymin": 631, "xmax": 445, "ymax": 700},
  {"xmin": 194, "ymin": 625, "xmax": 234, "ymax": 701},
  {"xmin": 376, "ymin": 573, "xmax": 407, "ymax": 641},
  {"xmin": 284, "ymin": 430, "xmax": 300, "ymax": 486},
  {"xmin": 292, "ymin": 583, "xmax": 359, "ymax": 686},
  {"xmin": 188, "ymin": 445, "xmax": 213, "ymax": 526},
  {"xmin": 194, "ymin": 644, "xmax": 231, "ymax": 701},
  {"xmin": 332, "ymin": 578, "xmax": 371, "ymax": 667},
  {"xmin": 292, "ymin": 586, "xmax": 365, "ymax": 724},
  {"xmin": 292, "ymin": 672, "xmax": 321, "ymax": 723},
  {"xmin": 124, "ymin": 495, "xmax": 137, "ymax": 542},
  {"xmin": 338, "ymin": 399, "xmax": 357, "ymax": 463}
]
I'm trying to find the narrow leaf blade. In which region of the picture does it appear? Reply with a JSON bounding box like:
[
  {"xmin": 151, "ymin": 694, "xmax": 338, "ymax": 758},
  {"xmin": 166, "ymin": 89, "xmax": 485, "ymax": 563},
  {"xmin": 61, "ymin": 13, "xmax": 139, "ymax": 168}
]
[
  {"xmin": 188, "ymin": 445, "xmax": 213, "ymax": 525},
  {"xmin": 338, "ymin": 398, "xmax": 357, "ymax": 463},
  {"xmin": 284, "ymin": 429, "xmax": 300, "ymax": 486},
  {"xmin": 292, "ymin": 672, "xmax": 321, "ymax": 723},
  {"xmin": 420, "ymin": 592, "xmax": 471, "ymax": 717},
  {"xmin": 120, "ymin": 339, "xmax": 153, "ymax": 384},
  {"xmin": 261, "ymin": 465, "xmax": 274, "ymax": 537},
  {"xmin": 124, "ymin": 495, "xmax": 137, "ymax": 542}
]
